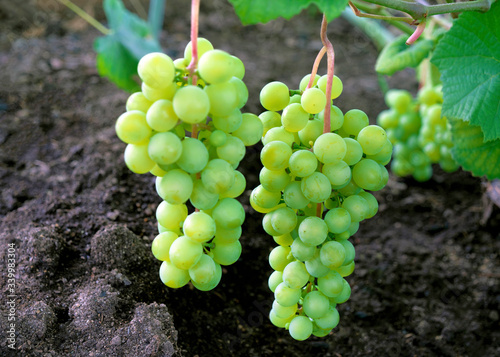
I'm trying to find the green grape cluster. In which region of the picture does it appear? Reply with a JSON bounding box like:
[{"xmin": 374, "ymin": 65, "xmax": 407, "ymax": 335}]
[
  {"xmin": 115, "ymin": 38, "xmax": 263, "ymax": 291},
  {"xmin": 377, "ymin": 87, "xmax": 458, "ymax": 181},
  {"xmin": 251, "ymin": 74, "xmax": 392, "ymax": 340}
]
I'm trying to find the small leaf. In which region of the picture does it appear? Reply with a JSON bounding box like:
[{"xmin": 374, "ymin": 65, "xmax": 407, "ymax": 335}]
[
  {"xmin": 431, "ymin": 1, "xmax": 500, "ymax": 142},
  {"xmin": 375, "ymin": 35, "xmax": 434, "ymax": 75},
  {"xmin": 450, "ymin": 118, "xmax": 500, "ymax": 179},
  {"xmin": 94, "ymin": 35, "xmax": 141, "ymax": 93},
  {"xmin": 228, "ymin": 0, "xmax": 348, "ymax": 25}
]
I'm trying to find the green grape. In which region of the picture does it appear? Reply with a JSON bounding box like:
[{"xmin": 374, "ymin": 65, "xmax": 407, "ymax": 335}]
[
  {"xmin": 212, "ymin": 108, "xmax": 242, "ymax": 133},
  {"xmin": 342, "ymin": 138, "xmax": 363, "ymax": 166},
  {"xmin": 282, "ymin": 103, "xmax": 310, "ymax": 132},
  {"xmin": 137, "ymin": 52, "xmax": 175, "ymax": 89},
  {"xmin": 229, "ymin": 76, "xmax": 249, "ymax": 109},
  {"xmin": 150, "ymin": 164, "xmax": 167, "ymax": 177},
  {"xmin": 183, "ymin": 212, "xmax": 216, "ymax": 243},
  {"xmin": 183, "ymin": 37, "xmax": 214, "ymax": 66},
  {"xmin": 173, "ymin": 85, "xmax": 210, "ymax": 124},
  {"xmin": 126, "ymin": 92, "xmax": 153, "ymax": 113},
  {"xmin": 385, "ymin": 89, "xmax": 412, "ymax": 113},
  {"xmin": 259, "ymin": 168, "xmax": 290, "ymax": 192},
  {"xmin": 303, "ymin": 291, "xmax": 329, "ymax": 319},
  {"xmin": 272, "ymin": 300, "xmax": 298, "ymax": 319},
  {"xmin": 320, "ymin": 241, "xmax": 346, "ymax": 269},
  {"xmin": 338, "ymin": 180, "xmax": 362, "ymax": 197},
  {"xmin": 124, "ymin": 143, "xmax": 155, "ymax": 174},
  {"xmin": 212, "ymin": 197, "xmax": 245, "ymax": 229},
  {"xmin": 192, "ymin": 262, "xmax": 222, "ymax": 291},
  {"xmin": 269, "ymin": 245, "xmax": 293, "ymax": 271},
  {"xmin": 274, "ymin": 282, "xmax": 302, "ymax": 307},
  {"xmin": 231, "ymin": 56, "xmax": 245, "ymax": 79},
  {"xmin": 209, "ymin": 130, "xmax": 227, "ymax": 147},
  {"xmin": 146, "ymin": 99, "xmax": 179, "ymax": 132},
  {"xmin": 260, "ymin": 81, "xmax": 290, "ymax": 111},
  {"xmin": 376, "ymin": 109, "xmax": 399, "ymax": 129},
  {"xmin": 156, "ymin": 201, "xmax": 188, "ymax": 231},
  {"xmin": 189, "ymin": 179, "xmax": 219, "ymax": 210},
  {"xmin": 312, "ymin": 325, "xmax": 332, "ymax": 338},
  {"xmin": 115, "ymin": 110, "xmax": 152, "ymax": 145},
  {"xmin": 358, "ymin": 191, "xmax": 378, "ymax": 219},
  {"xmin": 148, "ymin": 132, "xmax": 182, "ymax": 166},
  {"xmin": 338, "ymin": 239, "xmax": 355, "ymax": 266},
  {"xmin": 366, "ymin": 138, "xmax": 393, "ymax": 165},
  {"xmin": 216, "ymin": 135, "xmax": 246, "ymax": 165},
  {"xmin": 317, "ymin": 270, "xmax": 343, "ymax": 297},
  {"xmin": 251, "ymin": 184, "xmax": 282, "ymax": 209},
  {"xmin": 331, "ymin": 279, "xmax": 351, "ymax": 304},
  {"xmin": 305, "ymin": 249, "xmax": 330, "ymax": 278},
  {"xmin": 291, "ymin": 237, "xmax": 316, "ymax": 261},
  {"xmin": 214, "ymin": 225, "xmax": 242, "ymax": 244},
  {"xmin": 269, "ymin": 309, "xmax": 294, "ymax": 328},
  {"xmin": 283, "ymin": 181, "xmax": 310, "ymax": 210},
  {"xmin": 142, "ymin": 81, "xmax": 177, "ymax": 102},
  {"xmin": 274, "ymin": 233, "xmax": 294, "ymax": 246},
  {"xmin": 298, "ymin": 118, "xmax": 323, "ymax": 147},
  {"xmin": 282, "ymin": 260, "xmax": 310, "ymax": 289},
  {"xmin": 262, "ymin": 126, "xmax": 295, "ymax": 147},
  {"xmin": 301, "ymin": 88, "xmax": 327, "ymax": 114},
  {"xmin": 322, "ymin": 161, "xmax": 351, "ymax": 187},
  {"xmin": 352, "ymin": 159, "xmax": 383, "ymax": 191},
  {"xmin": 152, "ymin": 231, "xmax": 178, "ymax": 261},
  {"xmin": 271, "ymin": 207, "xmax": 298, "ymax": 235},
  {"xmin": 298, "ymin": 216, "xmax": 328, "ymax": 246},
  {"xmin": 341, "ymin": 194, "xmax": 368, "ymax": 223},
  {"xmin": 400, "ymin": 112, "xmax": 421, "ymax": 135},
  {"xmin": 299, "ymin": 73, "xmax": 320, "ymax": 91},
  {"xmin": 198, "ymin": 49, "xmax": 235, "ymax": 84},
  {"xmin": 288, "ymin": 316, "xmax": 313, "ymax": 341},
  {"xmin": 156, "ymin": 169, "xmax": 193, "ymax": 204},
  {"xmin": 268, "ymin": 271, "xmax": 283, "ymax": 292},
  {"xmin": 335, "ymin": 261, "xmax": 355, "ymax": 277},
  {"xmin": 204, "ymin": 82, "xmax": 239, "ymax": 117},
  {"xmin": 317, "ymin": 74, "xmax": 343, "ymax": 99},
  {"xmin": 201, "ymin": 159, "xmax": 235, "ymax": 194},
  {"xmin": 418, "ymin": 85, "xmax": 442, "ymax": 106},
  {"xmin": 288, "ymin": 150, "xmax": 318, "ymax": 178},
  {"xmin": 169, "ymin": 235, "xmax": 203, "ymax": 270},
  {"xmin": 301, "ymin": 172, "xmax": 332, "ymax": 203},
  {"xmin": 413, "ymin": 165, "xmax": 433, "ymax": 182},
  {"xmin": 159, "ymin": 260, "xmax": 190, "ymax": 288},
  {"xmin": 259, "ymin": 111, "xmax": 282, "ymax": 136},
  {"xmin": 232, "ymin": 113, "xmax": 264, "ymax": 146},
  {"xmin": 176, "ymin": 137, "xmax": 209, "ymax": 174},
  {"xmin": 324, "ymin": 207, "xmax": 351, "ymax": 234},
  {"xmin": 220, "ymin": 170, "xmax": 246, "ymax": 199},
  {"xmin": 212, "ymin": 238, "xmax": 242, "ymax": 265},
  {"xmin": 348, "ymin": 221, "xmax": 360, "ymax": 236},
  {"xmin": 313, "ymin": 133, "xmax": 347, "ymax": 164},
  {"xmin": 314, "ymin": 307, "xmax": 340, "ymax": 330},
  {"xmin": 318, "ymin": 105, "xmax": 344, "ymax": 131},
  {"xmin": 356, "ymin": 125, "xmax": 387, "ymax": 155},
  {"xmin": 343, "ymin": 109, "xmax": 369, "ymax": 136},
  {"xmin": 261, "ymin": 141, "xmax": 292, "ymax": 171},
  {"xmin": 188, "ymin": 254, "xmax": 217, "ymax": 285}
]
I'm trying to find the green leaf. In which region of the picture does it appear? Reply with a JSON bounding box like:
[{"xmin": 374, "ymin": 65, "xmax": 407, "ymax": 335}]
[
  {"xmin": 450, "ymin": 118, "xmax": 500, "ymax": 179},
  {"xmin": 94, "ymin": 35, "xmax": 141, "ymax": 93},
  {"xmin": 227, "ymin": 0, "xmax": 348, "ymax": 25},
  {"xmin": 431, "ymin": 1, "xmax": 500, "ymax": 142},
  {"xmin": 375, "ymin": 35, "xmax": 434, "ymax": 75}
]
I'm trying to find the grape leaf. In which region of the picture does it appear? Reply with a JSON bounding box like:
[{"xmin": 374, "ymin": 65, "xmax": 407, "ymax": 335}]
[
  {"xmin": 450, "ymin": 118, "xmax": 500, "ymax": 179},
  {"xmin": 375, "ymin": 35, "xmax": 434, "ymax": 75},
  {"xmin": 227, "ymin": 0, "xmax": 349, "ymax": 25},
  {"xmin": 431, "ymin": 2, "xmax": 500, "ymax": 142}
]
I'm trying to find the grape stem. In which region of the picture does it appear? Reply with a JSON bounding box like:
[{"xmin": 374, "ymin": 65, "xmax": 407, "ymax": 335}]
[
  {"xmin": 406, "ymin": 19, "xmax": 426, "ymax": 45},
  {"xmin": 187, "ymin": 0, "xmax": 200, "ymax": 83},
  {"xmin": 320, "ymin": 14, "xmax": 334, "ymax": 135},
  {"xmin": 306, "ymin": 47, "xmax": 326, "ymax": 90}
]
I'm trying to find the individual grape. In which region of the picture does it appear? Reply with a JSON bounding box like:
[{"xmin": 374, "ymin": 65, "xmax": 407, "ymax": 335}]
[
  {"xmin": 151, "ymin": 231, "xmax": 178, "ymax": 261},
  {"xmin": 300, "ymin": 172, "xmax": 332, "ymax": 203},
  {"xmin": 183, "ymin": 212, "xmax": 216, "ymax": 243},
  {"xmin": 303, "ymin": 290, "xmax": 330, "ymax": 319},
  {"xmin": 291, "ymin": 237, "xmax": 316, "ymax": 261},
  {"xmin": 262, "ymin": 126, "xmax": 295, "ymax": 147},
  {"xmin": 209, "ymin": 130, "xmax": 227, "ymax": 147},
  {"xmin": 214, "ymin": 225, "xmax": 242, "ymax": 244},
  {"xmin": 251, "ymin": 184, "xmax": 282, "ymax": 209},
  {"xmin": 314, "ymin": 307, "xmax": 340, "ymax": 330},
  {"xmin": 204, "ymin": 82, "xmax": 239, "ymax": 117},
  {"xmin": 319, "ymin": 241, "xmax": 346, "ymax": 269},
  {"xmin": 338, "ymin": 239, "xmax": 355, "ymax": 266},
  {"xmin": 146, "ymin": 99, "xmax": 179, "ymax": 132},
  {"xmin": 298, "ymin": 216, "xmax": 328, "ymax": 246},
  {"xmin": 198, "ymin": 49, "xmax": 235, "ymax": 84},
  {"xmin": 156, "ymin": 201, "xmax": 188, "ymax": 232},
  {"xmin": 352, "ymin": 159, "xmax": 383, "ymax": 191},
  {"xmin": 305, "ymin": 250, "xmax": 330, "ymax": 278},
  {"xmin": 357, "ymin": 125, "xmax": 387, "ymax": 155},
  {"xmin": 169, "ymin": 235, "xmax": 203, "ymax": 270},
  {"xmin": 231, "ymin": 56, "xmax": 245, "ymax": 79},
  {"xmin": 212, "ymin": 108, "xmax": 242, "ymax": 133},
  {"xmin": 159, "ymin": 260, "xmax": 190, "ymax": 288},
  {"xmin": 282, "ymin": 260, "xmax": 310, "ymax": 289},
  {"xmin": 322, "ymin": 161, "xmax": 351, "ymax": 188},
  {"xmin": 317, "ymin": 74, "xmax": 343, "ymax": 99},
  {"xmin": 126, "ymin": 92, "xmax": 153, "ymax": 113},
  {"xmin": 268, "ymin": 270, "xmax": 284, "ymax": 292},
  {"xmin": 301, "ymin": 87, "xmax": 327, "ymax": 114},
  {"xmin": 201, "ymin": 159, "xmax": 235, "ymax": 194},
  {"xmin": 299, "ymin": 73, "xmax": 320, "ymax": 91},
  {"xmin": 188, "ymin": 254, "xmax": 217, "ymax": 285},
  {"xmin": 335, "ymin": 261, "xmax": 355, "ymax": 277},
  {"xmin": 313, "ymin": 133, "xmax": 347, "ymax": 164},
  {"xmin": 271, "ymin": 207, "xmax": 298, "ymax": 235},
  {"xmin": 343, "ymin": 109, "xmax": 369, "ymax": 136},
  {"xmin": 274, "ymin": 233, "xmax": 294, "ymax": 247},
  {"xmin": 358, "ymin": 191, "xmax": 378, "ymax": 219},
  {"xmin": 366, "ymin": 138, "xmax": 393, "ymax": 165},
  {"xmin": 342, "ymin": 137, "xmax": 363, "ymax": 166},
  {"xmin": 124, "ymin": 143, "xmax": 156, "ymax": 174},
  {"xmin": 220, "ymin": 170, "xmax": 246, "ymax": 199},
  {"xmin": 269, "ymin": 245, "xmax": 293, "ymax": 271},
  {"xmin": 115, "ymin": 110, "xmax": 152, "ymax": 145},
  {"xmin": 212, "ymin": 197, "xmax": 245, "ymax": 229},
  {"xmin": 272, "ymin": 300, "xmax": 298, "ymax": 319},
  {"xmin": 281, "ymin": 103, "xmax": 309, "ymax": 132},
  {"xmin": 298, "ymin": 118, "xmax": 323, "ymax": 147},
  {"xmin": 142, "ymin": 81, "xmax": 178, "ymax": 102},
  {"xmin": 318, "ymin": 105, "xmax": 344, "ymax": 131},
  {"xmin": 191, "ymin": 262, "xmax": 222, "ymax": 291},
  {"xmin": 137, "ymin": 52, "xmax": 175, "ymax": 89},
  {"xmin": 341, "ymin": 194, "xmax": 368, "ymax": 223},
  {"xmin": 288, "ymin": 150, "xmax": 318, "ymax": 178},
  {"xmin": 216, "ymin": 135, "xmax": 246, "ymax": 165},
  {"xmin": 283, "ymin": 181, "xmax": 310, "ymax": 209},
  {"xmin": 183, "ymin": 37, "xmax": 214, "ymax": 66},
  {"xmin": 274, "ymin": 282, "xmax": 302, "ymax": 307},
  {"xmin": 261, "ymin": 141, "xmax": 292, "ymax": 171},
  {"xmin": 232, "ymin": 113, "xmax": 264, "ymax": 146},
  {"xmin": 269, "ymin": 309, "xmax": 294, "ymax": 328},
  {"xmin": 259, "ymin": 111, "xmax": 282, "ymax": 136},
  {"xmin": 288, "ymin": 316, "xmax": 313, "ymax": 341},
  {"xmin": 260, "ymin": 81, "xmax": 290, "ymax": 111},
  {"xmin": 385, "ymin": 89, "xmax": 412, "ymax": 113},
  {"xmin": 331, "ymin": 279, "xmax": 351, "ymax": 304},
  {"xmin": 189, "ymin": 180, "xmax": 219, "ymax": 210},
  {"xmin": 259, "ymin": 168, "xmax": 290, "ymax": 192},
  {"xmin": 317, "ymin": 270, "xmax": 344, "ymax": 297},
  {"xmin": 324, "ymin": 207, "xmax": 351, "ymax": 234},
  {"xmin": 148, "ymin": 132, "xmax": 183, "ymax": 166},
  {"xmin": 212, "ymin": 238, "xmax": 242, "ymax": 266},
  {"xmin": 173, "ymin": 85, "xmax": 210, "ymax": 124}
]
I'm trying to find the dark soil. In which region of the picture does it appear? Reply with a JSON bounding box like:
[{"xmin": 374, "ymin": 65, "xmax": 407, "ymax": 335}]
[{"xmin": 0, "ymin": 1, "xmax": 499, "ymax": 356}]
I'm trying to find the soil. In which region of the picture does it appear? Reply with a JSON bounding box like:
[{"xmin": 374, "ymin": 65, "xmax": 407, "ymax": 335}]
[{"xmin": 0, "ymin": 1, "xmax": 499, "ymax": 356}]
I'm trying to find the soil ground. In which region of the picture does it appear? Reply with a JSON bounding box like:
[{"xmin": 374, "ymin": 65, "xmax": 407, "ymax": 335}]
[{"xmin": 0, "ymin": 1, "xmax": 499, "ymax": 356}]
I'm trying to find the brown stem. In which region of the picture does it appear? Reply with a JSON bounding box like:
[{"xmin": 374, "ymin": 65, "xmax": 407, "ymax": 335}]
[
  {"xmin": 306, "ymin": 47, "xmax": 327, "ymax": 90},
  {"xmin": 320, "ymin": 14, "xmax": 335, "ymax": 134}
]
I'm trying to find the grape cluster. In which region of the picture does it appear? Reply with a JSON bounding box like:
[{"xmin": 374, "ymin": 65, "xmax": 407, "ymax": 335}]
[
  {"xmin": 115, "ymin": 38, "xmax": 263, "ymax": 291},
  {"xmin": 377, "ymin": 87, "xmax": 458, "ymax": 181},
  {"xmin": 251, "ymin": 74, "xmax": 392, "ymax": 340}
]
